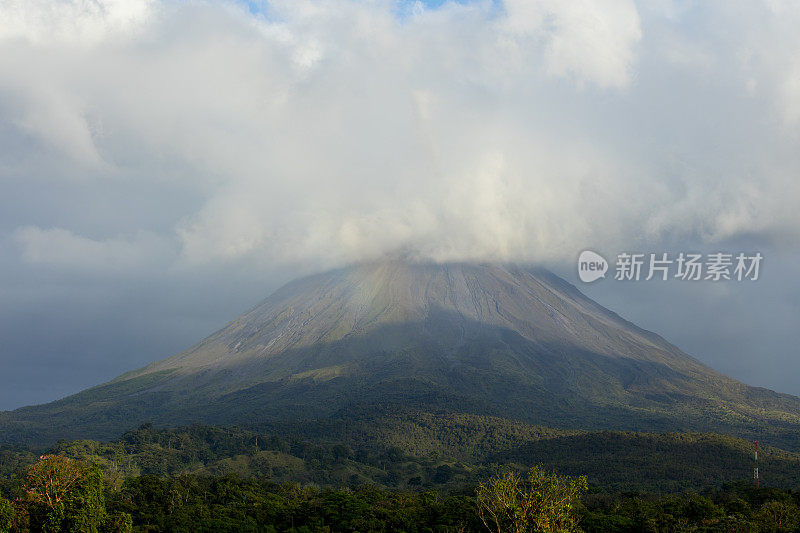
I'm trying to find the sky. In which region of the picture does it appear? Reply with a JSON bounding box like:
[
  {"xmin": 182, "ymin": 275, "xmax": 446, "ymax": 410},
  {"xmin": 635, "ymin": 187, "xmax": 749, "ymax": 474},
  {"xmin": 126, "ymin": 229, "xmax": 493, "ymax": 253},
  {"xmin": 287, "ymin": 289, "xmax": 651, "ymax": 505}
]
[{"xmin": 0, "ymin": 0, "xmax": 799, "ymax": 410}]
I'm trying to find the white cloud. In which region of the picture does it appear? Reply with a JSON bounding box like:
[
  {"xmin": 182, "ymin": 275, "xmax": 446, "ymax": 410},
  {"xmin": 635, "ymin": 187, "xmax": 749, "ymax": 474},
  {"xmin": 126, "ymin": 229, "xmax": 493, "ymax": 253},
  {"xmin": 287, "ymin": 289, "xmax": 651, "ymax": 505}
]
[
  {"xmin": 502, "ymin": 0, "xmax": 642, "ymax": 89},
  {"xmin": 0, "ymin": 0, "xmax": 799, "ymax": 275},
  {"xmin": 725, "ymin": 0, "xmax": 800, "ymax": 127},
  {"xmin": 0, "ymin": 0, "xmax": 155, "ymax": 45},
  {"xmin": 12, "ymin": 87, "xmax": 105, "ymax": 166}
]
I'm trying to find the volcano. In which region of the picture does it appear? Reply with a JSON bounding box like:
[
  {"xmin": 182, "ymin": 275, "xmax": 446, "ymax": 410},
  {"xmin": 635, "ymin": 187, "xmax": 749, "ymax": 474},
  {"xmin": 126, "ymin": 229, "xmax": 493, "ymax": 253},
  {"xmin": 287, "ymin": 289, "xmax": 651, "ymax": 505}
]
[{"xmin": 3, "ymin": 259, "xmax": 800, "ymax": 446}]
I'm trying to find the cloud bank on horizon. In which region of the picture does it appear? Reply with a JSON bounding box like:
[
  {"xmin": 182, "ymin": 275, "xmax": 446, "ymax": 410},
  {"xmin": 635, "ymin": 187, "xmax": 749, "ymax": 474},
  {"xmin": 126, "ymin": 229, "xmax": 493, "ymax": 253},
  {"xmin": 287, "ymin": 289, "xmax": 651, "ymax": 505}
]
[{"xmin": 2, "ymin": 0, "xmax": 800, "ymax": 273}]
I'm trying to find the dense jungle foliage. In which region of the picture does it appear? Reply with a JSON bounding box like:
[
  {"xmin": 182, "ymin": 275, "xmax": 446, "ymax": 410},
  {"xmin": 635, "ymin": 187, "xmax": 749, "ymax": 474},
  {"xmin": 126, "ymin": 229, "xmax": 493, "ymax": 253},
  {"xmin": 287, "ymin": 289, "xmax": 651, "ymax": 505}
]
[{"xmin": 1, "ymin": 421, "xmax": 799, "ymax": 531}]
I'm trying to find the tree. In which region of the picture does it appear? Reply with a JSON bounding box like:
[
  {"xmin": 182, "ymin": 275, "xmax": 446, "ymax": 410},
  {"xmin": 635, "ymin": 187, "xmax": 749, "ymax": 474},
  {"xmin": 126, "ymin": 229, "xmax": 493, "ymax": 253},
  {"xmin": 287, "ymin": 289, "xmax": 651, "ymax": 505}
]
[
  {"xmin": 20, "ymin": 455, "xmax": 106, "ymax": 533},
  {"xmin": 758, "ymin": 500, "xmax": 800, "ymax": 532},
  {"xmin": 0, "ymin": 496, "xmax": 13, "ymax": 533},
  {"xmin": 476, "ymin": 466, "xmax": 587, "ymax": 533},
  {"xmin": 103, "ymin": 512, "xmax": 133, "ymax": 533}
]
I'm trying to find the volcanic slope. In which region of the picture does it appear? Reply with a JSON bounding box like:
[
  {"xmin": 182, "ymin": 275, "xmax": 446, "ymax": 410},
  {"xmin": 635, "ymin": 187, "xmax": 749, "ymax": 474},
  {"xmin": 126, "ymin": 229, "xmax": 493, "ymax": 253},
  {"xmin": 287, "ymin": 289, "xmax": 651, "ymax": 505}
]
[{"xmin": 2, "ymin": 260, "xmax": 799, "ymax": 447}]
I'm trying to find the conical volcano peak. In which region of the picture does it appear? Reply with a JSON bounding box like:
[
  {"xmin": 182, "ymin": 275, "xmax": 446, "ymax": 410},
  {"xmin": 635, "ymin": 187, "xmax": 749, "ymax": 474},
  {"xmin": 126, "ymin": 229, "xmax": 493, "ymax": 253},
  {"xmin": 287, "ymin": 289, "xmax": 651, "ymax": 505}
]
[
  {"xmin": 5, "ymin": 258, "xmax": 800, "ymax": 447},
  {"xmin": 137, "ymin": 259, "xmax": 696, "ymax": 380}
]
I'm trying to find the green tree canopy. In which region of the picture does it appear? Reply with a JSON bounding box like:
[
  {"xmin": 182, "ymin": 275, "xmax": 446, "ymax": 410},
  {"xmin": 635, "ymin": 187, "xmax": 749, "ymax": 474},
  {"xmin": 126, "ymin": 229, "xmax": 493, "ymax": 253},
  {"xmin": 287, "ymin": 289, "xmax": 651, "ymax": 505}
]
[{"xmin": 476, "ymin": 466, "xmax": 588, "ymax": 533}]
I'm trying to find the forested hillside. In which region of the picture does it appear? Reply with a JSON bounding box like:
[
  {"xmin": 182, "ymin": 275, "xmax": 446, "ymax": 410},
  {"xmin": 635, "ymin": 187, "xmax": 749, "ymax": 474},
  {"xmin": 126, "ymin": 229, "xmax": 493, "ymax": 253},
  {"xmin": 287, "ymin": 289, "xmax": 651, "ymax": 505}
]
[
  {"xmin": 1, "ymin": 426, "xmax": 800, "ymax": 532},
  {"xmin": 2, "ymin": 418, "xmax": 797, "ymax": 496}
]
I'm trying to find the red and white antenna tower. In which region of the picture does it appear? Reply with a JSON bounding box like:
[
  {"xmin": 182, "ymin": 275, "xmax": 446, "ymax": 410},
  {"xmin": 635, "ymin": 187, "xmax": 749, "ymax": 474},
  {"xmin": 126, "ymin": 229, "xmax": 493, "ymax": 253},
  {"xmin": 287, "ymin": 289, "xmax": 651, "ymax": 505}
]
[{"xmin": 754, "ymin": 441, "xmax": 759, "ymax": 488}]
